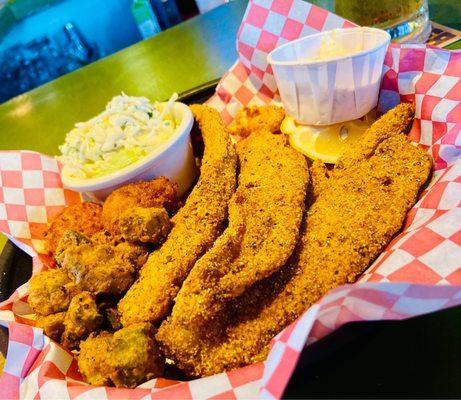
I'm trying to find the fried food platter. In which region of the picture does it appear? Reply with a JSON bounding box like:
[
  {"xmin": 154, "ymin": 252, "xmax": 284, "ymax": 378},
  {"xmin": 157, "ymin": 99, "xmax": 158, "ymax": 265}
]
[{"xmin": 0, "ymin": 82, "xmax": 433, "ymax": 389}]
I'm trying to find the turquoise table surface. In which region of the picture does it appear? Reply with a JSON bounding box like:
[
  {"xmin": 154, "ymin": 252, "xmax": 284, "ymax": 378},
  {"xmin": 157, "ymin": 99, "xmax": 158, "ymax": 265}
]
[{"xmin": 0, "ymin": 0, "xmax": 459, "ymax": 252}]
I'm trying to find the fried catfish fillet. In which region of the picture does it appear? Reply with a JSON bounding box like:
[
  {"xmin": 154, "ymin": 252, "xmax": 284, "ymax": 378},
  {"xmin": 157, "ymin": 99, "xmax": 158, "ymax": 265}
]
[
  {"xmin": 227, "ymin": 105, "xmax": 285, "ymax": 137},
  {"xmin": 78, "ymin": 323, "xmax": 164, "ymax": 388},
  {"xmin": 102, "ymin": 177, "xmax": 179, "ymax": 235},
  {"xmin": 335, "ymin": 102, "xmax": 416, "ymax": 171},
  {"xmin": 157, "ymin": 103, "xmax": 432, "ymax": 377},
  {"xmin": 167, "ymin": 130, "xmax": 309, "ymax": 329},
  {"xmin": 119, "ymin": 105, "xmax": 237, "ymax": 326},
  {"xmin": 43, "ymin": 202, "xmax": 104, "ymax": 256}
]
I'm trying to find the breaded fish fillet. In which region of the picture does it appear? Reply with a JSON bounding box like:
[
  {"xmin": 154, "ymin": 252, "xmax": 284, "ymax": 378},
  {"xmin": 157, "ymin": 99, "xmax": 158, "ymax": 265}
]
[
  {"xmin": 167, "ymin": 130, "xmax": 309, "ymax": 328},
  {"xmin": 335, "ymin": 102, "xmax": 415, "ymax": 171},
  {"xmin": 156, "ymin": 103, "xmax": 432, "ymax": 377},
  {"xmin": 118, "ymin": 105, "xmax": 237, "ymax": 326}
]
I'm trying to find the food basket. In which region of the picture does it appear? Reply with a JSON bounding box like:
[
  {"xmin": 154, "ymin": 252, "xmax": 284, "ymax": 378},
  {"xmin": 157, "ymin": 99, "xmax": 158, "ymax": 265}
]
[{"xmin": 0, "ymin": 1, "xmax": 460, "ymax": 399}]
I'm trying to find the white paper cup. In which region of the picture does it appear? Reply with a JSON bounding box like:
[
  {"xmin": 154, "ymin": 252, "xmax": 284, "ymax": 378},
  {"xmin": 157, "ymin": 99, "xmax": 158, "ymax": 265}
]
[
  {"xmin": 267, "ymin": 27, "xmax": 391, "ymax": 125},
  {"xmin": 61, "ymin": 102, "xmax": 196, "ymax": 202}
]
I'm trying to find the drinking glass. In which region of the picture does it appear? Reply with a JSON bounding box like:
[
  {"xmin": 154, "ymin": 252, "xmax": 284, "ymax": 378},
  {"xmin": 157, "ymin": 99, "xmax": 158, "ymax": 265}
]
[{"xmin": 312, "ymin": 0, "xmax": 431, "ymax": 43}]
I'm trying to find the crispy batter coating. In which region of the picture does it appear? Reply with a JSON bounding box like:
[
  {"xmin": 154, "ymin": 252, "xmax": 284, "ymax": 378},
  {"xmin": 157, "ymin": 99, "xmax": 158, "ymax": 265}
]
[
  {"xmin": 119, "ymin": 207, "xmax": 171, "ymax": 244},
  {"xmin": 77, "ymin": 332, "xmax": 113, "ymax": 386},
  {"xmin": 227, "ymin": 105, "xmax": 285, "ymax": 138},
  {"xmin": 44, "ymin": 203, "xmax": 103, "ymax": 256},
  {"xmin": 90, "ymin": 230, "xmax": 124, "ymax": 246},
  {"xmin": 55, "ymin": 230, "xmax": 91, "ymax": 265},
  {"xmin": 58, "ymin": 232, "xmax": 148, "ymax": 295},
  {"xmin": 156, "ymin": 103, "xmax": 432, "ymax": 377},
  {"xmin": 102, "ymin": 177, "xmax": 179, "ymax": 234},
  {"xmin": 61, "ymin": 292, "xmax": 103, "ymax": 349},
  {"xmin": 109, "ymin": 323, "xmax": 164, "ymax": 387},
  {"xmin": 36, "ymin": 312, "xmax": 66, "ymax": 342},
  {"xmin": 165, "ymin": 130, "xmax": 309, "ymax": 330},
  {"xmin": 335, "ymin": 102, "xmax": 415, "ymax": 171},
  {"xmin": 119, "ymin": 105, "xmax": 237, "ymax": 326},
  {"xmin": 28, "ymin": 268, "xmax": 77, "ymax": 316},
  {"xmin": 78, "ymin": 323, "xmax": 164, "ymax": 388},
  {"xmin": 115, "ymin": 241, "xmax": 149, "ymax": 271},
  {"xmin": 61, "ymin": 245, "xmax": 136, "ymax": 295}
]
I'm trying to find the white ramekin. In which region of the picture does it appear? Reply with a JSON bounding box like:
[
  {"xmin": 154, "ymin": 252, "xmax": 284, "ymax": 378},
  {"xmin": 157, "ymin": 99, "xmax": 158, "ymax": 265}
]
[
  {"xmin": 61, "ymin": 102, "xmax": 196, "ymax": 202},
  {"xmin": 267, "ymin": 27, "xmax": 391, "ymax": 125}
]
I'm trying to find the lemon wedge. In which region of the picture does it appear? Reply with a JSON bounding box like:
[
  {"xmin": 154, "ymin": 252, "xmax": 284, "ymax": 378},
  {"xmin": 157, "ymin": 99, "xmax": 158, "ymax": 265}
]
[{"xmin": 281, "ymin": 112, "xmax": 376, "ymax": 164}]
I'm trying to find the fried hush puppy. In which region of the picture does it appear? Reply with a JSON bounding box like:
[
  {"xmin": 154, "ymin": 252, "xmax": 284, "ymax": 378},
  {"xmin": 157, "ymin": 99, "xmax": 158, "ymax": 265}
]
[
  {"xmin": 168, "ymin": 130, "xmax": 309, "ymax": 330},
  {"xmin": 102, "ymin": 177, "xmax": 179, "ymax": 235},
  {"xmin": 156, "ymin": 103, "xmax": 432, "ymax": 377},
  {"xmin": 45, "ymin": 177, "xmax": 177, "ymax": 254},
  {"xmin": 227, "ymin": 105, "xmax": 285, "ymax": 137},
  {"xmin": 118, "ymin": 105, "xmax": 238, "ymax": 326},
  {"xmin": 78, "ymin": 323, "xmax": 164, "ymax": 388},
  {"xmin": 43, "ymin": 202, "xmax": 104, "ymax": 256}
]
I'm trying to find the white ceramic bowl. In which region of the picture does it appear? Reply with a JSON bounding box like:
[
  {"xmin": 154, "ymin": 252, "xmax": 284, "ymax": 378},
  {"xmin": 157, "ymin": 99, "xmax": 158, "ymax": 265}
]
[
  {"xmin": 61, "ymin": 102, "xmax": 196, "ymax": 202},
  {"xmin": 267, "ymin": 27, "xmax": 391, "ymax": 125}
]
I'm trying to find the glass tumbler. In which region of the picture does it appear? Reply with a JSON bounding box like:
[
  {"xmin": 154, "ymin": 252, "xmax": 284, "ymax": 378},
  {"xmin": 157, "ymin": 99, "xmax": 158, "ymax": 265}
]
[{"xmin": 311, "ymin": 0, "xmax": 431, "ymax": 43}]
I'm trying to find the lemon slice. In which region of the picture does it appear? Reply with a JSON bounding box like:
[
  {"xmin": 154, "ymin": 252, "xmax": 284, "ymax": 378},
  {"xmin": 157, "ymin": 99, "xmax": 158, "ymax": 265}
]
[{"xmin": 281, "ymin": 112, "xmax": 375, "ymax": 164}]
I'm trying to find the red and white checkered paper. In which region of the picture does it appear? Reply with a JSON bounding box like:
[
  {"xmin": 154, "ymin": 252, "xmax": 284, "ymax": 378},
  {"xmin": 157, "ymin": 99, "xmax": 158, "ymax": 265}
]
[{"xmin": 1, "ymin": 0, "xmax": 461, "ymax": 399}]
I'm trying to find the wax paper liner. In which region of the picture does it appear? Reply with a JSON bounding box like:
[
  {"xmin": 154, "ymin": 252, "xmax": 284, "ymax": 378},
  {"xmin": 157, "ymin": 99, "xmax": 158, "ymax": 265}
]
[{"xmin": 1, "ymin": 0, "xmax": 461, "ymax": 399}]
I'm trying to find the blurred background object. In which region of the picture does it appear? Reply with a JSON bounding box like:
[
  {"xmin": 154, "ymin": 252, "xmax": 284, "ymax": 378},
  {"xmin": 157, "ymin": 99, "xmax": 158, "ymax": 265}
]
[
  {"xmin": 151, "ymin": 0, "xmax": 182, "ymax": 29},
  {"xmin": 310, "ymin": 0, "xmax": 431, "ymax": 43},
  {"xmin": 0, "ymin": 22, "xmax": 100, "ymax": 103},
  {"xmin": 195, "ymin": 0, "xmax": 232, "ymax": 14},
  {"xmin": 132, "ymin": 0, "xmax": 162, "ymax": 38},
  {"xmin": 0, "ymin": 0, "xmax": 439, "ymax": 105},
  {"xmin": 0, "ymin": 0, "xmax": 211, "ymax": 104},
  {"xmin": 0, "ymin": 0, "xmax": 142, "ymax": 102}
]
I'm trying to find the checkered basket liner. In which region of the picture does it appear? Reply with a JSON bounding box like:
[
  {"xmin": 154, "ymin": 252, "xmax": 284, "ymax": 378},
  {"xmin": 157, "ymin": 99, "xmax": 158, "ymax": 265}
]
[{"xmin": 1, "ymin": 0, "xmax": 461, "ymax": 399}]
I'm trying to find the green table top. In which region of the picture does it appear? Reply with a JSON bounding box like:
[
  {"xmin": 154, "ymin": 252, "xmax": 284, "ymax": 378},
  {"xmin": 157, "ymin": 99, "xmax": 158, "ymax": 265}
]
[
  {"xmin": 0, "ymin": 0, "xmax": 459, "ymax": 253},
  {"xmin": 0, "ymin": 0, "xmax": 247, "ymax": 155}
]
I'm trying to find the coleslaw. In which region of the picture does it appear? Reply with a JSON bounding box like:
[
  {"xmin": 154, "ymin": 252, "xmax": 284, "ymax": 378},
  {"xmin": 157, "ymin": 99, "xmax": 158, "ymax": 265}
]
[{"xmin": 57, "ymin": 92, "xmax": 179, "ymax": 179}]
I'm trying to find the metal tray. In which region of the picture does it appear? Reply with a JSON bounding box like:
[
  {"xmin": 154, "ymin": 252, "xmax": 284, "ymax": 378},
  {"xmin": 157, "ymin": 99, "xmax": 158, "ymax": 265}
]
[{"xmin": 1, "ymin": 81, "xmax": 461, "ymax": 397}]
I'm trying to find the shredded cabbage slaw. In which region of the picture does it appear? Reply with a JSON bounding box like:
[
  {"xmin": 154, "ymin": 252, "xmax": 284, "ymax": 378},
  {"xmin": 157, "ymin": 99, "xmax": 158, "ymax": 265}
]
[{"xmin": 58, "ymin": 92, "xmax": 179, "ymax": 179}]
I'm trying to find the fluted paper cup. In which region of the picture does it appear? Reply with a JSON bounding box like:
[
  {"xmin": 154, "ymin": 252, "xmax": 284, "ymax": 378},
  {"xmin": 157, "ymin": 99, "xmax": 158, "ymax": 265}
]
[{"xmin": 267, "ymin": 27, "xmax": 391, "ymax": 125}]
